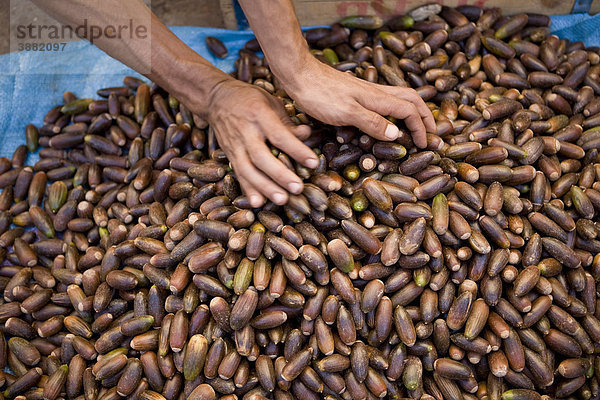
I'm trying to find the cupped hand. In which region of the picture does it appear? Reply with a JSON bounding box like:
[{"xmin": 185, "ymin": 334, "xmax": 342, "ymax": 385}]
[
  {"xmin": 280, "ymin": 57, "xmax": 437, "ymax": 148},
  {"xmin": 205, "ymin": 78, "xmax": 319, "ymax": 208}
]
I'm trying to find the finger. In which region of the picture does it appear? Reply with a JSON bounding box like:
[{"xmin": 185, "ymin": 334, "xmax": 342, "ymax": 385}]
[
  {"xmin": 379, "ymin": 86, "xmax": 437, "ymax": 133},
  {"xmin": 245, "ymin": 138, "xmax": 305, "ymax": 194},
  {"xmin": 274, "ymin": 108, "xmax": 313, "ymax": 140},
  {"xmin": 234, "ymin": 151, "xmax": 290, "ymax": 206},
  {"xmin": 236, "ymin": 173, "xmax": 265, "ymax": 208},
  {"xmin": 229, "ymin": 156, "xmax": 266, "ymax": 208},
  {"xmin": 291, "ymin": 125, "xmax": 312, "ymax": 141},
  {"xmin": 271, "ymin": 97, "xmax": 313, "ymax": 140},
  {"xmin": 346, "ymin": 104, "xmax": 403, "ymax": 142},
  {"xmin": 257, "ymin": 113, "xmax": 319, "ymax": 169},
  {"xmin": 392, "ymin": 101, "xmax": 427, "ymax": 149},
  {"xmin": 359, "ymin": 96, "xmax": 427, "ymax": 148}
]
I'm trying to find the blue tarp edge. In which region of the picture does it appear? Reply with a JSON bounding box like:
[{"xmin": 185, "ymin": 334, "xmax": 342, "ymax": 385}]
[{"xmin": 0, "ymin": 14, "xmax": 599, "ymax": 161}]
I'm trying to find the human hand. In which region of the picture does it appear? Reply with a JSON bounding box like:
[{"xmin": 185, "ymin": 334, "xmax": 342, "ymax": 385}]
[
  {"xmin": 279, "ymin": 57, "xmax": 436, "ymax": 148},
  {"xmin": 202, "ymin": 78, "xmax": 319, "ymax": 208}
]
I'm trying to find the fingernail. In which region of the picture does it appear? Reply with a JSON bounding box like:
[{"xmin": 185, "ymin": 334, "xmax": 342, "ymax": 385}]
[
  {"xmin": 289, "ymin": 182, "xmax": 303, "ymax": 194},
  {"xmin": 385, "ymin": 124, "xmax": 399, "ymax": 140},
  {"xmin": 249, "ymin": 195, "xmax": 262, "ymax": 208},
  {"xmin": 273, "ymin": 192, "xmax": 287, "ymax": 205},
  {"xmin": 305, "ymin": 158, "xmax": 319, "ymax": 169}
]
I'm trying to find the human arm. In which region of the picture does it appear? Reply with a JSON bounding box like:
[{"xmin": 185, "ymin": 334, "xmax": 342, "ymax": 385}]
[
  {"xmin": 30, "ymin": 0, "xmax": 320, "ymax": 207},
  {"xmin": 30, "ymin": 0, "xmax": 227, "ymax": 118},
  {"xmin": 238, "ymin": 0, "xmax": 437, "ymax": 148}
]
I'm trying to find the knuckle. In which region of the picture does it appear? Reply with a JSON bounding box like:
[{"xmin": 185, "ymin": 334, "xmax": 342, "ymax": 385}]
[
  {"xmin": 267, "ymin": 133, "xmax": 286, "ymax": 148},
  {"xmin": 381, "ymin": 100, "xmax": 397, "ymax": 116},
  {"xmin": 406, "ymin": 102, "xmax": 418, "ymax": 114},
  {"xmin": 247, "ymin": 152, "xmax": 260, "ymax": 165},
  {"xmin": 406, "ymin": 88, "xmax": 419, "ymax": 98},
  {"xmin": 248, "ymin": 149, "xmax": 265, "ymax": 166},
  {"xmin": 342, "ymin": 101, "xmax": 357, "ymax": 116},
  {"xmin": 248, "ymin": 102, "xmax": 269, "ymax": 121},
  {"xmin": 368, "ymin": 113, "xmax": 385, "ymax": 133},
  {"xmin": 232, "ymin": 146, "xmax": 248, "ymax": 161}
]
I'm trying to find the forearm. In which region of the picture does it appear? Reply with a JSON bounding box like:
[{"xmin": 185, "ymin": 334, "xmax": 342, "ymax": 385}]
[
  {"xmin": 238, "ymin": 0, "xmax": 313, "ymax": 88},
  {"xmin": 30, "ymin": 0, "xmax": 231, "ymax": 116}
]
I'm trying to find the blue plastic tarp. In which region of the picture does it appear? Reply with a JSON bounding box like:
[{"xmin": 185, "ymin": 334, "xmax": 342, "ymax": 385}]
[{"xmin": 0, "ymin": 14, "xmax": 599, "ymax": 162}]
